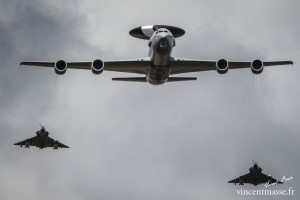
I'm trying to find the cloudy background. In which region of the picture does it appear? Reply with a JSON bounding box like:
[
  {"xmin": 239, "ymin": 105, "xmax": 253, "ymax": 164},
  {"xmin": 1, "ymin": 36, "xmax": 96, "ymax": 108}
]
[{"xmin": 0, "ymin": 0, "xmax": 299, "ymax": 199}]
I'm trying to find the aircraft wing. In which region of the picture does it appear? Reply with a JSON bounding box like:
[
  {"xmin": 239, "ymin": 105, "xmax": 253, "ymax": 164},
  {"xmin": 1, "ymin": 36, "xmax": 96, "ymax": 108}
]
[
  {"xmin": 47, "ymin": 137, "xmax": 69, "ymax": 148},
  {"xmin": 259, "ymin": 172, "xmax": 283, "ymax": 184},
  {"xmin": 170, "ymin": 59, "xmax": 293, "ymax": 74},
  {"xmin": 55, "ymin": 141, "xmax": 69, "ymax": 148},
  {"xmin": 228, "ymin": 173, "xmax": 252, "ymax": 184},
  {"xmin": 228, "ymin": 177, "xmax": 240, "ymax": 184},
  {"xmin": 14, "ymin": 136, "xmax": 38, "ymax": 147},
  {"xmin": 20, "ymin": 59, "xmax": 151, "ymax": 75}
]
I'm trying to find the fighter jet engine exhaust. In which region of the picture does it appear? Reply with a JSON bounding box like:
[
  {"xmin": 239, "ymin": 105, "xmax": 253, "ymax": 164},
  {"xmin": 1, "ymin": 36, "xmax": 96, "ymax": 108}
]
[
  {"xmin": 216, "ymin": 59, "xmax": 229, "ymax": 74},
  {"xmin": 55, "ymin": 60, "xmax": 67, "ymax": 75},
  {"xmin": 91, "ymin": 59, "xmax": 104, "ymax": 74},
  {"xmin": 251, "ymin": 59, "xmax": 263, "ymax": 74}
]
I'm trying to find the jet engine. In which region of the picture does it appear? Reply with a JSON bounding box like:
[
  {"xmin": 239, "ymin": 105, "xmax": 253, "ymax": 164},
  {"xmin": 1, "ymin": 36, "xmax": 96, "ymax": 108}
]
[
  {"xmin": 216, "ymin": 59, "xmax": 229, "ymax": 74},
  {"xmin": 251, "ymin": 59, "xmax": 263, "ymax": 74},
  {"xmin": 55, "ymin": 60, "xmax": 67, "ymax": 75},
  {"xmin": 91, "ymin": 59, "xmax": 104, "ymax": 74}
]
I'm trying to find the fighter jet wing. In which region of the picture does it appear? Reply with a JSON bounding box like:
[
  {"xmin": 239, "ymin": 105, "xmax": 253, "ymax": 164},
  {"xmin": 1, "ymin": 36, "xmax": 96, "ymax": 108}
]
[
  {"xmin": 20, "ymin": 59, "xmax": 151, "ymax": 75},
  {"xmin": 170, "ymin": 59, "xmax": 293, "ymax": 74},
  {"xmin": 228, "ymin": 173, "xmax": 252, "ymax": 184},
  {"xmin": 14, "ymin": 136, "xmax": 38, "ymax": 147},
  {"xmin": 228, "ymin": 178, "xmax": 239, "ymax": 184},
  {"xmin": 46, "ymin": 137, "xmax": 69, "ymax": 149},
  {"xmin": 259, "ymin": 172, "xmax": 283, "ymax": 184}
]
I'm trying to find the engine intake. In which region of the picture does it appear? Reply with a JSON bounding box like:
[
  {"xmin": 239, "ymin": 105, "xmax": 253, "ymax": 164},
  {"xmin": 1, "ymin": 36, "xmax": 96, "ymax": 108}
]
[
  {"xmin": 91, "ymin": 59, "xmax": 104, "ymax": 74},
  {"xmin": 216, "ymin": 59, "xmax": 228, "ymax": 74},
  {"xmin": 251, "ymin": 59, "xmax": 263, "ymax": 74},
  {"xmin": 55, "ymin": 60, "xmax": 67, "ymax": 75}
]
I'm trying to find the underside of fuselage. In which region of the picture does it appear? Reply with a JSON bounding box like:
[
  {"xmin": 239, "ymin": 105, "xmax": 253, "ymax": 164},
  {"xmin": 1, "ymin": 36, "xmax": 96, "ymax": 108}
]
[{"xmin": 146, "ymin": 28, "xmax": 174, "ymax": 85}]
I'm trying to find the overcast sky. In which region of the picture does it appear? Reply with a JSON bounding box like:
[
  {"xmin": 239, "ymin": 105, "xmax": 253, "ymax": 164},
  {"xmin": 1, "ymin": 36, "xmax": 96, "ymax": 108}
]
[{"xmin": 0, "ymin": 0, "xmax": 299, "ymax": 199}]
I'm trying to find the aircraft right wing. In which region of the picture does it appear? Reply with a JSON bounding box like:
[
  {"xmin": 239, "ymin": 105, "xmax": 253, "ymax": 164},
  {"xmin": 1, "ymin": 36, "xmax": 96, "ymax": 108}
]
[
  {"xmin": 20, "ymin": 59, "xmax": 151, "ymax": 75},
  {"xmin": 14, "ymin": 136, "xmax": 38, "ymax": 147},
  {"xmin": 228, "ymin": 173, "xmax": 251, "ymax": 184}
]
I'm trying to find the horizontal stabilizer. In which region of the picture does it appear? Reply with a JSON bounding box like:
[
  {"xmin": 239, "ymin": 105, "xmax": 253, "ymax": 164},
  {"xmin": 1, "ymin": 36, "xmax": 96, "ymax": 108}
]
[
  {"xmin": 112, "ymin": 77, "xmax": 147, "ymax": 82},
  {"xmin": 112, "ymin": 77, "xmax": 197, "ymax": 82},
  {"xmin": 167, "ymin": 77, "xmax": 197, "ymax": 82}
]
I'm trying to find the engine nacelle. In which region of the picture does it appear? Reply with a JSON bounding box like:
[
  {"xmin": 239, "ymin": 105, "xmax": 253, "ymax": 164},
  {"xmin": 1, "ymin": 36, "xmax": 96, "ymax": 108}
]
[
  {"xmin": 251, "ymin": 59, "xmax": 263, "ymax": 74},
  {"xmin": 216, "ymin": 59, "xmax": 229, "ymax": 74},
  {"xmin": 91, "ymin": 59, "xmax": 104, "ymax": 74},
  {"xmin": 55, "ymin": 60, "xmax": 67, "ymax": 75}
]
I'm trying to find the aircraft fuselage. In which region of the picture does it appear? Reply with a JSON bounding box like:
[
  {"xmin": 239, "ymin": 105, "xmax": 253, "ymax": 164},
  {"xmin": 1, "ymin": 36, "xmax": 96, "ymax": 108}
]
[
  {"xmin": 36, "ymin": 130, "xmax": 49, "ymax": 148},
  {"xmin": 147, "ymin": 28, "xmax": 174, "ymax": 85}
]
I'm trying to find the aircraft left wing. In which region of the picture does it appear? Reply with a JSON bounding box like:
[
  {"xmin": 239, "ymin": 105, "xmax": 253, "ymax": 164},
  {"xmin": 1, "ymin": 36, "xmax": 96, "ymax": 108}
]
[
  {"xmin": 47, "ymin": 137, "xmax": 69, "ymax": 149},
  {"xmin": 20, "ymin": 59, "xmax": 151, "ymax": 75},
  {"xmin": 259, "ymin": 172, "xmax": 283, "ymax": 184},
  {"xmin": 170, "ymin": 59, "xmax": 293, "ymax": 74}
]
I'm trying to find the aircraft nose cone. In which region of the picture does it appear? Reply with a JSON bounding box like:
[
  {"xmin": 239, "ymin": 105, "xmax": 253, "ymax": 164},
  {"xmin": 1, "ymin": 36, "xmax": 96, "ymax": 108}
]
[{"xmin": 160, "ymin": 41, "xmax": 167, "ymax": 48}]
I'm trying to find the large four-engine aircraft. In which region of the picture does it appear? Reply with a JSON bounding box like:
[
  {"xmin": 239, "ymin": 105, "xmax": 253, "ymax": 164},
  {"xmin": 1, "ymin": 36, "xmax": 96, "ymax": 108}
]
[
  {"xmin": 20, "ymin": 25, "xmax": 293, "ymax": 85},
  {"xmin": 14, "ymin": 125, "xmax": 69, "ymax": 150},
  {"xmin": 228, "ymin": 161, "xmax": 283, "ymax": 186}
]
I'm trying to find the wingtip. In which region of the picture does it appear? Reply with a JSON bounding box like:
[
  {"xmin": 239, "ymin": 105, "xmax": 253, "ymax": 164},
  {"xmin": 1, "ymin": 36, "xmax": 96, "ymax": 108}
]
[{"xmin": 20, "ymin": 62, "xmax": 26, "ymax": 67}]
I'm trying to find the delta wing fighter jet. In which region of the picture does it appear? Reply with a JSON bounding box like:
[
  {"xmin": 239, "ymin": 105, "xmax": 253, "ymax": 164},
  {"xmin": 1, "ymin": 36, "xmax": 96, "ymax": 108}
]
[
  {"xmin": 21, "ymin": 25, "xmax": 293, "ymax": 85},
  {"xmin": 228, "ymin": 161, "xmax": 283, "ymax": 186},
  {"xmin": 14, "ymin": 125, "xmax": 69, "ymax": 150}
]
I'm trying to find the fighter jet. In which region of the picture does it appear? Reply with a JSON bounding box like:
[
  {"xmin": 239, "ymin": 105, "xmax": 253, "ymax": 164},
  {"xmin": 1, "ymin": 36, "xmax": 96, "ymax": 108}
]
[
  {"xmin": 20, "ymin": 25, "xmax": 293, "ymax": 85},
  {"xmin": 228, "ymin": 161, "xmax": 283, "ymax": 186},
  {"xmin": 14, "ymin": 125, "xmax": 69, "ymax": 150}
]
